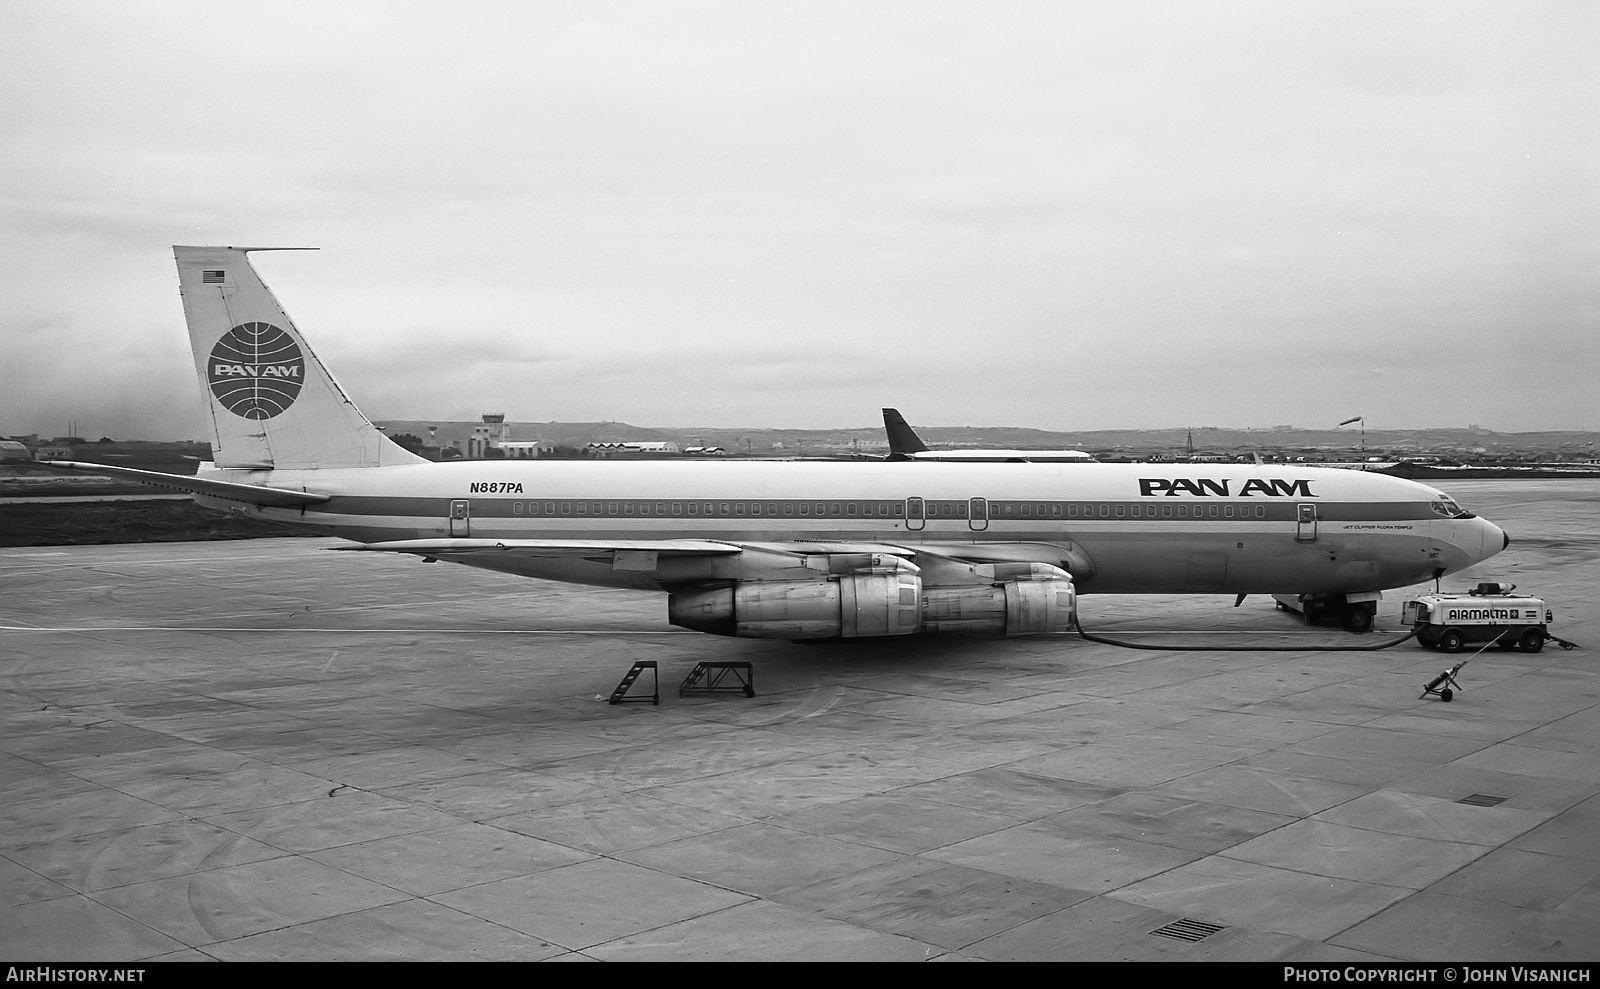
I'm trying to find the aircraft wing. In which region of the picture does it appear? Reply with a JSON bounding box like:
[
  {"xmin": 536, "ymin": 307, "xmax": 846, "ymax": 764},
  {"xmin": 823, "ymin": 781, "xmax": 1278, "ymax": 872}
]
[
  {"xmin": 44, "ymin": 461, "xmax": 329, "ymax": 508},
  {"xmin": 339, "ymin": 538, "xmax": 741, "ymax": 557},
  {"xmin": 339, "ymin": 538, "xmax": 1093, "ymax": 575}
]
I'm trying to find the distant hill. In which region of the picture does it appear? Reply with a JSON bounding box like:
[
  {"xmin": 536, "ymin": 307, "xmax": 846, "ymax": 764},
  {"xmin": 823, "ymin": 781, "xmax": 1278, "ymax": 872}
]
[{"xmin": 370, "ymin": 419, "xmax": 1600, "ymax": 461}]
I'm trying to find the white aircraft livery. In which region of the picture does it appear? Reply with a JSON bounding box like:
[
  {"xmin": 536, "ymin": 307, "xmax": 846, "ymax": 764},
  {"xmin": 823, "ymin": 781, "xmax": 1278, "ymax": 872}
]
[{"xmin": 51, "ymin": 246, "xmax": 1509, "ymax": 639}]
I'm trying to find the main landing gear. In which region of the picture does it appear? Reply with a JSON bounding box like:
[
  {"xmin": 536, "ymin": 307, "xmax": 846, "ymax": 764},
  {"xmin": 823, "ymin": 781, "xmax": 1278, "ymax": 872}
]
[{"xmin": 1273, "ymin": 593, "xmax": 1378, "ymax": 634}]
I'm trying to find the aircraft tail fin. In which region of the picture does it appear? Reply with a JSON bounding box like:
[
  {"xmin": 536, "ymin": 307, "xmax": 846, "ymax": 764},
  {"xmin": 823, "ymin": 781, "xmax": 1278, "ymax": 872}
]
[
  {"xmin": 882, "ymin": 408, "xmax": 931, "ymax": 458},
  {"xmin": 174, "ymin": 246, "xmax": 425, "ymax": 470}
]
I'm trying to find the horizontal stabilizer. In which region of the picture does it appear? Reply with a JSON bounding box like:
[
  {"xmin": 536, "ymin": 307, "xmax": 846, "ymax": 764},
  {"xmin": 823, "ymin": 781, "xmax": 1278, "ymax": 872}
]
[{"xmin": 44, "ymin": 462, "xmax": 328, "ymax": 508}]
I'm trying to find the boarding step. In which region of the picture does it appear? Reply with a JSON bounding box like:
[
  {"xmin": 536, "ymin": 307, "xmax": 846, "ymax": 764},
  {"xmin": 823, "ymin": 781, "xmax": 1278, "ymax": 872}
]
[
  {"xmin": 609, "ymin": 661, "xmax": 659, "ymax": 705},
  {"xmin": 679, "ymin": 662, "xmax": 755, "ymax": 699}
]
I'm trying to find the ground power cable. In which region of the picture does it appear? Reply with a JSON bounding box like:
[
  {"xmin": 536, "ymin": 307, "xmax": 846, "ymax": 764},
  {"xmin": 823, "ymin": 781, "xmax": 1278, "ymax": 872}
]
[{"xmin": 1073, "ymin": 614, "xmax": 1418, "ymax": 652}]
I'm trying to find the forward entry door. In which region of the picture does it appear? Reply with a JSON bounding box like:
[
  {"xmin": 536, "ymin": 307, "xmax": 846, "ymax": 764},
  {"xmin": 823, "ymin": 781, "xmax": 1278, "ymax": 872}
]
[
  {"xmin": 969, "ymin": 497, "xmax": 989, "ymax": 531},
  {"xmin": 450, "ymin": 499, "xmax": 471, "ymax": 537}
]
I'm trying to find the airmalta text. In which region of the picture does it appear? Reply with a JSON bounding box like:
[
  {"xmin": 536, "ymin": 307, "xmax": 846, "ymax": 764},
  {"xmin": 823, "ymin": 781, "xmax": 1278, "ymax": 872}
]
[
  {"xmin": 1140, "ymin": 478, "xmax": 1316, "ymax": 498},
  {"xmin": 1447, "ymin": 608, "xmax": 1528, "ymax": 622}
]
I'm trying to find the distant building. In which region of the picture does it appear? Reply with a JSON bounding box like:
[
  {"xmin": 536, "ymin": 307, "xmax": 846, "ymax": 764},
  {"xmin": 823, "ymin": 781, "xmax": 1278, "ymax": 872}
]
[
  {"xmin": 683, "ymin": 445, "xmax": 725, "ymax": 456},
  {"xmin": 498, "ymin": 442, "xmax": 541, "ymax": 459},
  {"xmin": 586, "ymin": 441, "xmax": 679, "ymax": 457},
  {"xmin": 468, "ymin": 413, "xmax": 510, "ymax": 459},
  {"xmin": 0, "ymin": 439, "xmax": 32, "ymax": 462}
]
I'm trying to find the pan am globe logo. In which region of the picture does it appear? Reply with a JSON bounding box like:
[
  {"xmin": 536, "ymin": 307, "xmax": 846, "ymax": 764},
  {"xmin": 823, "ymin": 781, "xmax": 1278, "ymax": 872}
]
[{"xmin": 208, "ymin": 322, "xmax": 306, "ymax": 419}]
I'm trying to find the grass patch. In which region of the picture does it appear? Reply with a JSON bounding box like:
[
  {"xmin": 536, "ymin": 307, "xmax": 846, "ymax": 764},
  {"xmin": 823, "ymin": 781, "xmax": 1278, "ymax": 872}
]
[{"xmin": 0, "ymin": 500, "xmax": 317, "ymax": 547}]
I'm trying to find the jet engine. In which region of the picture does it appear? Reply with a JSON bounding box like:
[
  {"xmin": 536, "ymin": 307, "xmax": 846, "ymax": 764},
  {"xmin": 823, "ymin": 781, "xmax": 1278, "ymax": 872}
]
[
  {"xmin": 667, "ymin": 556, "xmax": 1076, "ymax": 640},
  {"xmin": 668, "ymin": 555, "xmax": 922, "ymax": 640},
  {"xmin": 921, "ymin": 562, "xmax": 1077, "ymax": 636}
]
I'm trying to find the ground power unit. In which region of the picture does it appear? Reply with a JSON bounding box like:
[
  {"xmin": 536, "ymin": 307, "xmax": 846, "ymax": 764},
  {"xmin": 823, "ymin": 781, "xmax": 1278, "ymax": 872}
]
[{"xmin": 1401, "ymin": 583, "xmax": 1553, "ymax": 653}]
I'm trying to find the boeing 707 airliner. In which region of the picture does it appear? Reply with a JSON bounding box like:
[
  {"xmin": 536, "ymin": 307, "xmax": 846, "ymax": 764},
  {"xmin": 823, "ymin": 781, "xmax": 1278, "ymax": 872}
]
[{"xmin": 50, "ymin": 246, "xmax": 1507, "ymax": 639}]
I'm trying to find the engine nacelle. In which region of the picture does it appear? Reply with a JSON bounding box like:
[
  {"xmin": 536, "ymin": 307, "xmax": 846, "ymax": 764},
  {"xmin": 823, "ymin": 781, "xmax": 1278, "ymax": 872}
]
[
  {"xmin": 669, "ymin": 569, "xmax": 923, "ymax": 640},
  {"xmin": 922, "ymin": 564, "xmax": 1076, "ymax": 636}
]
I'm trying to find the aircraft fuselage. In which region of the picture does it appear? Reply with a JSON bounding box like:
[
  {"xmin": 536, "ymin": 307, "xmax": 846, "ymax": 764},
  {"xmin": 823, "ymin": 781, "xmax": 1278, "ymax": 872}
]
[{"xmin": 204, "ymin": 458, "xmax": 1504, "ymax": 596}]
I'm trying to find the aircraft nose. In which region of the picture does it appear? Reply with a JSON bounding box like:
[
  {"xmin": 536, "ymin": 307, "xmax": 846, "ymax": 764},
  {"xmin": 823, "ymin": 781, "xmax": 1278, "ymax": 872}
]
[{"xmin": 1478, "ymin": 517, "xmax": 1508, "ymax": 563}]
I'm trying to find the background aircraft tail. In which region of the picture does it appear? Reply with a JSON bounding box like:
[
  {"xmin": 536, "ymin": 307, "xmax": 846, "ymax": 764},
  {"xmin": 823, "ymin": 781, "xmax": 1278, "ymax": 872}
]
[
  {"xmin": 174, "ymin": 246, "xmax": 425, "ymax": 470},
  {"xmin": 882, "ymin": 408, "xmax": 931, "ymax": 458}
]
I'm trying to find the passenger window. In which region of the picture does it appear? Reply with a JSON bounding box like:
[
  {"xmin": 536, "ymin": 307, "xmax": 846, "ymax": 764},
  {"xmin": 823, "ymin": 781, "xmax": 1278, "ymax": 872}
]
[
  {"xmin": 1224, "ymin": 505, "xmax": 1233, "ymax": 518},
  {"xmin": 1162, "ymin": 505, "xmax": 1172, "ymax": 518},
  {"xmin": 800, "ymin": 504, "xmax": 809, "ymax": 516},
  {"xmin": 577, "ymin": 503, "xmax": 587, "ymax": 515},
  {"xmin": 847, "ymin": 504, "xmax": 857, "ymax": 516},
  {"xmin": 671, "ymin": 503, "xmax": 681, "ymax": 515},
  {"xmin": 1022, "ymin": 504, "xmax": 1032, "ymax": 517},
  {"xmin": 688, "ymin": 503, "xmax": 698, "ymax": 516},
  {"xmin": 513, "ymin": 502, "xmax": 523, "ymax": 514},
  {"xmin": 1115, "ymin": 505, "xmax": 1125, "ymax": 518}
]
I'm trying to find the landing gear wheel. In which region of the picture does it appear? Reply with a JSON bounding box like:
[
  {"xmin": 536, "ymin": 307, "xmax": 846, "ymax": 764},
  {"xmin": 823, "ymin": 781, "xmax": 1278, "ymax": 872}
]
[
  {"xmin": 1518, "ymin": 628, "xmax": 1545, "ymax": 653},
  {"xmin": 1341, "ymin": 606, "xmax": 1373, "ymax": 634},
  {"xmin": 1440, "ymin": 629, "xmax": 1465, "ymax": 653},
  {"xmin": 1440, "ymin": 688, "xmax": 1453, "ymax": 702}
]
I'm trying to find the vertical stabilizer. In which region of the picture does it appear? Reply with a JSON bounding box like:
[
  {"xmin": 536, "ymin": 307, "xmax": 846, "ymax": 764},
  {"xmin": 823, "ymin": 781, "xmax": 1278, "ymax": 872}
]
[
  {"xmin": 174, "ymin": 246, "xmax": 425, "ymax": 470},
  {"xmin": 882, "ymin": 408, "xmax": 931, "ymax": 458}
]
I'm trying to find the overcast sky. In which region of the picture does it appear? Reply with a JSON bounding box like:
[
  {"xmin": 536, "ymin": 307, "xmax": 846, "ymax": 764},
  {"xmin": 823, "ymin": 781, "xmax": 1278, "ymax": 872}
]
[{"xmin": 3, "ymin": 1, "xmax": 1597, "ymax": 440}]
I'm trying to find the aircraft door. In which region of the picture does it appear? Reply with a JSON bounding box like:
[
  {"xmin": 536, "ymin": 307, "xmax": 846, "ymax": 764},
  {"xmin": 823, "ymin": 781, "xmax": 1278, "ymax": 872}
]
[
  {"xmin": 1295, "ymin": 503, "xmax": 1317, "ymax": 541},
  {"xmin": 450, "ymin": 499, "xmax": 471, "ymax": 537},
  {"xmin": 969, "ymin": 497, "xmax": 988, "ymax": 531},
  {"xmin": 906, "ymin": 497, "xmax": 925, "ymax": 531}
]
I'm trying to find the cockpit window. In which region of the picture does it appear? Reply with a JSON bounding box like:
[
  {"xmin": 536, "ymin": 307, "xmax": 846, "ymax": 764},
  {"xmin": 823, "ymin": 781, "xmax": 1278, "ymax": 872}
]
[{"xmin": 1429, "ymin": 499, "xmax": 1474, "ymax": 519}]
